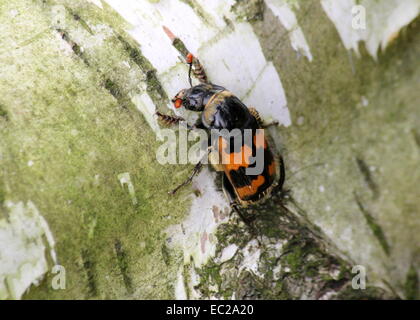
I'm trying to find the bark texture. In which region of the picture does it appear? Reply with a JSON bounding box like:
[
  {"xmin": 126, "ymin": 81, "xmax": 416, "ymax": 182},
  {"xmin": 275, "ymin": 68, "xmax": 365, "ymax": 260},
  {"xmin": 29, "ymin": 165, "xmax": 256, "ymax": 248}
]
[{"xmin": 0, "ymin": 0, "xmax": 418, "ymax": 299}]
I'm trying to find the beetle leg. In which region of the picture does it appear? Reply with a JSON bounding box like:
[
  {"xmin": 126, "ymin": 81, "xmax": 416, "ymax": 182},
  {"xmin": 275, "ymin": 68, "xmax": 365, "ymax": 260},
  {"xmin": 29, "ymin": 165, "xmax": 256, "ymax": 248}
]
[
  {"xmin": 248, "ymin": 107, "xmax": 262, "ymax": 125},
  {"xmin": 155, "ymin": 111, "xmax": 184, "ymax": 126},
  {"xmin": 222, "ymin": 173, "xmax": 238, "ymax": 206},
  {"xmin": 222, "ymin": 174, "xmax": 263, "ymax": 245},
  {"xmin": 168, "ymin": 161, "xmax": 204, "ymax": 195},
  {"xmin": 168, "ymin": 147, "xmax": 212, "ymax": 195},
  {"xmin": 187, "ymin": 53, "xmax": 208, "ymax": 84},
  {"xmin": 155, "ymin": 111, "xmax": 197, "ymax": 130}
]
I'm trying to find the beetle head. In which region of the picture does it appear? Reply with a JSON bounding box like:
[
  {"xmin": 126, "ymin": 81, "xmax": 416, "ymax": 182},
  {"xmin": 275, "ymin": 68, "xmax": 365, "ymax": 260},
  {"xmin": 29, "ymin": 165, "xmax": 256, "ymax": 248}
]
[{"xmin": 171, "ymin": 85, "xmax": 208, "ymax": 112}]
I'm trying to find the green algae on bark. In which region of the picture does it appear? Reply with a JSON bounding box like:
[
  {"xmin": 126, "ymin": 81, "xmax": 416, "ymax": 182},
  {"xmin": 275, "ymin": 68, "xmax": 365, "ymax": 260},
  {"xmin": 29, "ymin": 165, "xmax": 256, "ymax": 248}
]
[
  {"xmin": 1, "ymin": 0, "xmax": 418, "ymax": 300},
  {"xmin": 251, "ymin": 2, "xmax": 420, "ymax": 298},
  {"xmin": 0, "ymin": 0, "xmax": 190, "ymax": 299}
]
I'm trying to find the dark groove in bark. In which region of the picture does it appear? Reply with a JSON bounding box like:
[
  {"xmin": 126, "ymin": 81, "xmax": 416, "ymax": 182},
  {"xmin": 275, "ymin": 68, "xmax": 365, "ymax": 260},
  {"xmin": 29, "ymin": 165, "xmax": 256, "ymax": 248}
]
[
  {"xmin": 356, "ymin": 157, "xmax": 379, "ymax": 199},
  {"xmin": 114, "ymin": 239, "xmax": 133, "ymax": 294},
  {"xmin": 81, "ymin": 249, "xmax": 98, "ymax": 297}
]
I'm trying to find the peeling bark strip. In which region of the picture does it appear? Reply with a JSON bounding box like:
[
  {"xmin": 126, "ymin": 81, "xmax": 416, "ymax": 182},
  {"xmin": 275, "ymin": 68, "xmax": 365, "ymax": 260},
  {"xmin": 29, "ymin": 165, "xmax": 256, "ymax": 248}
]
[
  {"xmin": 321, "ymin": 0, "xmax": 420, "ymax": 59},
  {"xmin": 0, "ymin": 201, "xmax": 57, "ymax": 299}
]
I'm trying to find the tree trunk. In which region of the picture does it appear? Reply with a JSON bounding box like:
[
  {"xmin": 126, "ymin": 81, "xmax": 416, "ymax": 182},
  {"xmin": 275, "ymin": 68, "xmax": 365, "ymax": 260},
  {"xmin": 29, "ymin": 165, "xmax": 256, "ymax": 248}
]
[{"xmin": 0, "ymin": 0, "xmax": 418, "ymax": 299}]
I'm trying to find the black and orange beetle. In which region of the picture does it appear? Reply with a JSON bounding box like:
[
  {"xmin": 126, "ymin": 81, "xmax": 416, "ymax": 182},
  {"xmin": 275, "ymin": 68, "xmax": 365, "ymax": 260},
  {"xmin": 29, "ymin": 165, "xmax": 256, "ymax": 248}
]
[{"xmin": 157, "ymin": 28, "xmax": 285, "ymax": 220}]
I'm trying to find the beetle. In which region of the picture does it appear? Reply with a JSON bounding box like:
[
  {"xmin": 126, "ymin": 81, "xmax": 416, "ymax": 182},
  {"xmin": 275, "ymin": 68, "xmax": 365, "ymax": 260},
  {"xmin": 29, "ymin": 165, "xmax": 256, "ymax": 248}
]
[{"xmin": 157, "ymin": 34, "xmax": 285, "ymax": 221}]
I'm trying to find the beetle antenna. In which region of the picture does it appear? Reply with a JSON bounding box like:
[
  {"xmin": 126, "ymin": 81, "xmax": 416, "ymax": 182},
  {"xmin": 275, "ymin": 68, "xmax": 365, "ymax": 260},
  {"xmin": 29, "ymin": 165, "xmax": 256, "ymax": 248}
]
[
  {"xmin": 186, "ymin": 53, "xmax": 194, "ymax": 87},
  {"xmin": 187, "ymin": 60, "xmax": 193, "ymax": 87}
]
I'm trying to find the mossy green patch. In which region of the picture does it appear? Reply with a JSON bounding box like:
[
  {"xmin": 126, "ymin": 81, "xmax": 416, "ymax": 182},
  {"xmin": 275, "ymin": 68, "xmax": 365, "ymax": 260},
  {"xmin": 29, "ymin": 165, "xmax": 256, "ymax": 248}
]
[
  {"xmin": 104, "ymin": 78, "xmax": 123, "ymax": 100},
  {"xmin": 252, "ymin": 2, "xmax": 420, "ymax": 294},
  {"xmin": 172, "ymin": 38, "xmax": 190, "ymax": 59},
  {"xmin": 0, "ymin": 0, "xmax": 190, "ymax": 299},
  {"xmin": 0, "ymin": 181, "xmax": 5, "ymax": 207},
  {"xmin": 335, "ymin": 286, "xmax": 394, "ymax": 300},
  {"xmin": 0, "ymin": 104, "xmax": 8, "ymax": 120},
  {"xmin": 404, "ymin": 265, "xmax": 419, "ymax": 300},
  {"xmin": 193, "ymin": 191, "xmax": 362, "ymax": 299},
  {"xmin": 231, "ymin": 0, "xmax": 265, "ymax": 22}
]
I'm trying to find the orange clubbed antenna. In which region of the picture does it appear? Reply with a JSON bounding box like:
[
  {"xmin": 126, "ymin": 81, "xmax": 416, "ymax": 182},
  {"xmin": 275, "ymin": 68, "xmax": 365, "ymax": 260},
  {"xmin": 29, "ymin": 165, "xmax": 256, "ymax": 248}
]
[
  {"xmin": 186, "ymin": 53, "xmax": 194, "ymax": 64},
  {"xmin": 174, "ymin": 98, "xmax": 183, "ymax": 108}
]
